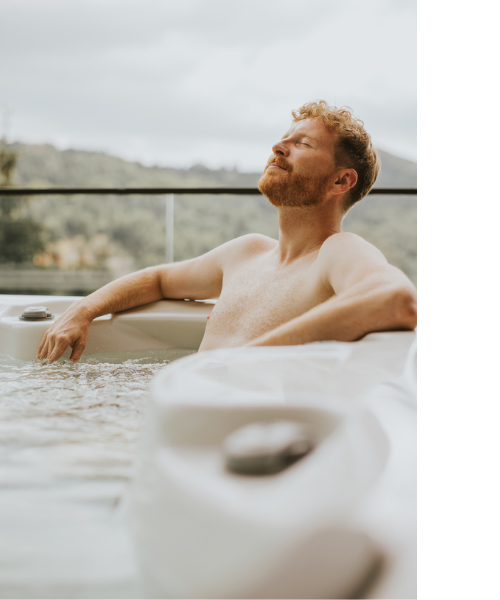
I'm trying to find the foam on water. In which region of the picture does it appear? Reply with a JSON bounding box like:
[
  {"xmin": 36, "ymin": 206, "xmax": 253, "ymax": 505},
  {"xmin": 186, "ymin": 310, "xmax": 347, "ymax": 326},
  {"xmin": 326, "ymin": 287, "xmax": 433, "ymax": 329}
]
[{"xmin": 0, "ymin": 349, "xmax": 192, "ymax": 599}]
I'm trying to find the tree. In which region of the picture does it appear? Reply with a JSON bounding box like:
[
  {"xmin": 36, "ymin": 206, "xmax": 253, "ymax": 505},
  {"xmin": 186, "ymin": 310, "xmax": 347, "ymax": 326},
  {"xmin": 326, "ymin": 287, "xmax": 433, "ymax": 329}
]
[
  {"xmin": 0, "ymin": 142, "xmax": 46, "ymax": 264},
  {"xmin": 0, "ymin": 145, "xmax": 17, "ymax": 182}
]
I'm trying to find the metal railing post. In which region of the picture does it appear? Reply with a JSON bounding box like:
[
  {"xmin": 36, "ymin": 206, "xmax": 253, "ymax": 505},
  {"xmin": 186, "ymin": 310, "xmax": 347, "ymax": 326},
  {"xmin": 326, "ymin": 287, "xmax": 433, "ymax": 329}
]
[{"xmin": 165, "ymin": 194, "xmax": 174, "ymax": 263}]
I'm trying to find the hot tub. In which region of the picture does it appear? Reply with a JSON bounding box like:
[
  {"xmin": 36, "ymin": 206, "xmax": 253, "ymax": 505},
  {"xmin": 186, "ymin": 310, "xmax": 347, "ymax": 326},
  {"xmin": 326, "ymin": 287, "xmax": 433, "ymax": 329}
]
[
  {"xmin": 0, "ymin": 294, "xmax": 214, "ymax": 360},
  {"xmin": 0, "ymin": 293, "xmax": 213, "ymax": 599},
  {"xmin": 0, "ymin": 294, "xmax": 416, "ymax": 599},
  {"xmin": 126, "ymin": 329, "xmax": 417, "ymax": 599}
]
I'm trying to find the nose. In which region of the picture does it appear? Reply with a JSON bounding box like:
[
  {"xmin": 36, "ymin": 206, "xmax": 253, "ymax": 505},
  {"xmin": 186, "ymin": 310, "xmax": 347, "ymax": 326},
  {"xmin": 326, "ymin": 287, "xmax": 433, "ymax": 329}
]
[{"xmin": 271, "ymin": 139, "xmax": 289, "ymax": 157}]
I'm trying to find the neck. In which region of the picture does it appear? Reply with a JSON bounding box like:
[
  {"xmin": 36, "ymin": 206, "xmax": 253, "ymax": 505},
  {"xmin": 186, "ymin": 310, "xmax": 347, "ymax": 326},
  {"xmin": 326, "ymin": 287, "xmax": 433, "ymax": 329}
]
[{"xmin": 274, "ymin": 202, "xmax": 343, "ymax": 263}]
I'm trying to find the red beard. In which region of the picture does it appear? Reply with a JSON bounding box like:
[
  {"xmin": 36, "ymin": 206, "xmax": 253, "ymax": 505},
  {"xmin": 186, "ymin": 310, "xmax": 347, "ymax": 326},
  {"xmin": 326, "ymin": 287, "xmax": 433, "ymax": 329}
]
[{"xmin": 258, "ymin": 158, "xmax": 331, "ymax": 207}]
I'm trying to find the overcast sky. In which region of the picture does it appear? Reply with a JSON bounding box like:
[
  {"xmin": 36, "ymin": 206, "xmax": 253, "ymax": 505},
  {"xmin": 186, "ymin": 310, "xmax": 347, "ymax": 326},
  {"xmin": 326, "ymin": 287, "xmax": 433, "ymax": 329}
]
[{"xmin": 0, "ymin": 0, "xmax": 416, "ymax": 171}]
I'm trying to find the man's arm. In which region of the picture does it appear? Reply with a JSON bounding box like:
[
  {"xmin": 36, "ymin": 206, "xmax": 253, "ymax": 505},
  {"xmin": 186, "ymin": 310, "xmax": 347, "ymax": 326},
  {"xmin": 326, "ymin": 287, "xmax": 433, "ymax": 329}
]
[
  {"xmin": 36, "ymin": 241, "xmax": 228, "ymax": 363},
  {"xmin": 246, "ymin": 232, "xmax": 416, "ymax": 347}
]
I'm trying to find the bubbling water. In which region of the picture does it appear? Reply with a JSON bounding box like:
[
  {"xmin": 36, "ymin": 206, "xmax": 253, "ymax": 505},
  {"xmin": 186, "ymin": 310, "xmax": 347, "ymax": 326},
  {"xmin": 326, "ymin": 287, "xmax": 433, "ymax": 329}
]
[
  {"xmin": 0, "ymin": 349, "xmax": 194, "ymax": 597},
  {"xmin": 0, "ymin": 350, "xmax": 192, "ymax": 485}
]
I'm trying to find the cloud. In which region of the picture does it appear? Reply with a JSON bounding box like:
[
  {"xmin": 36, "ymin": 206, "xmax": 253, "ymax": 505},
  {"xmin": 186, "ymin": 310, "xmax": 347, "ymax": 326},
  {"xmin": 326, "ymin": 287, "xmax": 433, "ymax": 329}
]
[{"xmin": 0, "ymin": 0, "xmax": 416, "ymax": 170}]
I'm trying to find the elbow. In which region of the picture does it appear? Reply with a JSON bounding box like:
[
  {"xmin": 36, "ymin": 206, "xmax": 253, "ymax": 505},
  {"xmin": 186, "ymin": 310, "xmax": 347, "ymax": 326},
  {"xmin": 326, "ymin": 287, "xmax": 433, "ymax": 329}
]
[
  {"xmin": 143, "ymin": 265, "xmax": 166, "ymax": 298},
  {"xmin": 393, "ymin": 286, "xmax": 417, "ymax": 330}
]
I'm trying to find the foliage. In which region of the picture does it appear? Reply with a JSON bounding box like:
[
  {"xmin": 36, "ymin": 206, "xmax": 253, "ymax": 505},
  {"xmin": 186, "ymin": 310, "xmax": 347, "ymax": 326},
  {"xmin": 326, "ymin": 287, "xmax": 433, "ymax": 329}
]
[
  {"xmin": 0, "ymin": 144, "xmax": 47, "ymax": 264},
  {"xmin": 0, "ymin": 218, "xmax": 45, "ymax": 263},
  {"xmin": 0, "ymin": 146, "xmax": 18, "ymax": 186}
]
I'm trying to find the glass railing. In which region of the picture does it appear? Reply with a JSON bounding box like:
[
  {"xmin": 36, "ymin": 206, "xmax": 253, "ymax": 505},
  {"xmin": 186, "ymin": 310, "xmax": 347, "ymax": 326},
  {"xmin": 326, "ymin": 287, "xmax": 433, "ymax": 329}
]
[{"xmin": 0, "ymin": 186, "xmax": 417, "ymax": 294}]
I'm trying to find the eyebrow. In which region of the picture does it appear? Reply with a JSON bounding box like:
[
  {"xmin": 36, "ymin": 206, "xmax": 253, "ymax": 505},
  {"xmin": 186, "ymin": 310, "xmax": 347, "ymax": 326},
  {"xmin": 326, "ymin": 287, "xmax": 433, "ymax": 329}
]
[{"xmin": 281, "ymin": 132, "xmax": 317, "ymax": 143}]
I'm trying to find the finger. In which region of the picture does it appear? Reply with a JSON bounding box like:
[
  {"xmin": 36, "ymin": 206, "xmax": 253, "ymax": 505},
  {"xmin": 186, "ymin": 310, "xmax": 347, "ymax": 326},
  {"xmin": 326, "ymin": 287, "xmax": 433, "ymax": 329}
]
[
  {"xmin": 48, "ymin": 338, "xmax": 70, "ymax": 363},
  {"xmin": 70, "ymin": 337, "xmax": 86, "ymax": 362},
  {"xmin": 37, "ymin": 337, "xmax": 51, "ymax": 361},
  {"xmin": 45, "ymin": 337, "xmax": 56, "ymax": 362},
  {"xmin": 36, "ymin": 331, "xmax": 49, "ymax": 360}
]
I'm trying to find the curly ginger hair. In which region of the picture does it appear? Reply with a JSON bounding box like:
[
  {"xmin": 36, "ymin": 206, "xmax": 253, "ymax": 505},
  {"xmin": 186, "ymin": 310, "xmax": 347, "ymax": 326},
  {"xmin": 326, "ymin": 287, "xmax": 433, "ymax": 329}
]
[{"xmin": 292, "ymin": 100, "xmax": 380, "ymax": 212}]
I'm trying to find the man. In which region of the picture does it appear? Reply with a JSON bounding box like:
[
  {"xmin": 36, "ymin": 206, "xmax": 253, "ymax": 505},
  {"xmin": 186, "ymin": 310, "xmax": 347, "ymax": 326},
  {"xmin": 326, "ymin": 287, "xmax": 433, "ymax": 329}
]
[{"xmin": 36, "ymin": 100, "xmax": 417, "ymax": 363}]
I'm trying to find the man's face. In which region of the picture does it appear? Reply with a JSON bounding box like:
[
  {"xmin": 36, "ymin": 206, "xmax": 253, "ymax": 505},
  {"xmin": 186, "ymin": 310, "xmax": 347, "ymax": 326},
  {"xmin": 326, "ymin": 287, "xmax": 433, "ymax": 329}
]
[{"xmin": 258, "ymin": 118, "xmax": 338, "ymax": 207}]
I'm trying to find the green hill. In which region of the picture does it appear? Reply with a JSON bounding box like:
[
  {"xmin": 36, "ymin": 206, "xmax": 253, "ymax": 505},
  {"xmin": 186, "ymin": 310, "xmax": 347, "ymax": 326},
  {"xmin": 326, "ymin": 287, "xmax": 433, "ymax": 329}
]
[
  {"xmin": 4, "ymin": 142, "xmax": 416, "ymax": 287},
  {"xmin": 11, "ymin": 143, "xmax": 416, "ymax": 188}
]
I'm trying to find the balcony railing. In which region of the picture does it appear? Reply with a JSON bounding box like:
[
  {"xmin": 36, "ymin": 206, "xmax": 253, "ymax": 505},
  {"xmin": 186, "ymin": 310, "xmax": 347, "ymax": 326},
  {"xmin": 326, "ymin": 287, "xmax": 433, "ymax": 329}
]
[
  {"xmin": 0, "ymin": 186, "xmax": 417, "ymax": 195},
  {"xmin": 0, "ymin": 186, "xmax": 417, "ymax": 264}
]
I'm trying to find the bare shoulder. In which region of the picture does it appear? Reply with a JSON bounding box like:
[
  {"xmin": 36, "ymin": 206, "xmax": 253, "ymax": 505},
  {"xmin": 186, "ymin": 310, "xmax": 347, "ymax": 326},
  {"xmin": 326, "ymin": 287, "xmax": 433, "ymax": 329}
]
[
  {"xmin": 230, "ymin": 233, "xmax": 277, "ymax": 251},
  {"xmin": 318, "ymin": 232, "xmax": 387, "ymax": 263},
  {"xmin": 318, "ymin": 232, "xmax": 412, "ymax": 295},
  {"xmin": 217, "ymin": 233, "xmax": 277, "ymax": 265}
]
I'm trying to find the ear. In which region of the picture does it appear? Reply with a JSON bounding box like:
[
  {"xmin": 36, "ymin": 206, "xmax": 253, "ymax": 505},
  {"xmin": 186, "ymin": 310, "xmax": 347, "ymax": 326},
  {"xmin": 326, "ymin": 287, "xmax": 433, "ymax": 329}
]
[{"xmin": 331, "ymin": 168, "xmax": 357, "ymax": 195}]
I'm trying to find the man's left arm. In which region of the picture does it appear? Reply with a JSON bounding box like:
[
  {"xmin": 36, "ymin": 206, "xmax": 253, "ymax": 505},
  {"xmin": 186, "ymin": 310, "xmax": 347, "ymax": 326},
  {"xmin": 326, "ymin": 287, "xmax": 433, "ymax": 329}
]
[{"xmin": 246, "ymin": 232, "xmax": 416, "ymax": 347}]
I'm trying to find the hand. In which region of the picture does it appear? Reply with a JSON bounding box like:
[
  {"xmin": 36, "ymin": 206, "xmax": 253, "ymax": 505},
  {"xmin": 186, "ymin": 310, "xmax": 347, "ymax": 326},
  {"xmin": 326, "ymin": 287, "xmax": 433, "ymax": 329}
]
[{"xmin": 36, "ymin": 303, "xmax": 93, "ymax": 363}]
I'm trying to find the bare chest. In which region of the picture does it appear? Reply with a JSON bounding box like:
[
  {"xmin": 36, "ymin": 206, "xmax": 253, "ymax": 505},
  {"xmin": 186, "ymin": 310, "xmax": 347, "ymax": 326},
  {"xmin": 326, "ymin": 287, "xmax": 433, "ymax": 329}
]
[{"xmin": 201, "ymin": 257, "xmax": 331, "ymax": 348}]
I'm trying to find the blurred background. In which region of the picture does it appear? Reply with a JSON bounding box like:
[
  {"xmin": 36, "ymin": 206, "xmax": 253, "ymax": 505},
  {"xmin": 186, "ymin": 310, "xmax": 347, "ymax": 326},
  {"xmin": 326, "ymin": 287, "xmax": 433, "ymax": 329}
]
[{"xmin": 0, "ymin": 0, "xmax": 416, "ymax": 295}]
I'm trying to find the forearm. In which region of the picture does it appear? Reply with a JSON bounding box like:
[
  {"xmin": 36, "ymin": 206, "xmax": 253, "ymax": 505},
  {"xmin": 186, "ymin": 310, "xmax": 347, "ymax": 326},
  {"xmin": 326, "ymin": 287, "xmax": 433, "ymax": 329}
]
[
  {"xmin": 247, "ymin": 284, "xmax": 417, "ymax": 347},
  {"xmin": 70, "ymin": 266, "xmax": 164, "ymax": 321},
  {"xmin": 36, "ymin": 266, "xmax": 167, "ymax": 362}
]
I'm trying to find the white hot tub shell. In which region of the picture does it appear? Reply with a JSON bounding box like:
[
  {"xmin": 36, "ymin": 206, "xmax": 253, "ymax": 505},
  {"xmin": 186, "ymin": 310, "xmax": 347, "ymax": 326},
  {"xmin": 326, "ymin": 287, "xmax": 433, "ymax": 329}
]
[
  {"xmin": 0, "ymin": 294, "xmax": 416, "ymax": 599},
  {"xmin": 126, "ymin": 330, "xmax": 417, "ymax": 599},
  {"xmin": 0, "ymin": 294, "xmax": 214, "ymax": 361}
]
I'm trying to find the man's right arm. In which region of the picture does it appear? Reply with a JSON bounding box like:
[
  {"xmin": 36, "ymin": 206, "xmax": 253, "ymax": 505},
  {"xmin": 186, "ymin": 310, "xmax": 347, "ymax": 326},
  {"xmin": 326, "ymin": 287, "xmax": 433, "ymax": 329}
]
[{"xmin": 36, "ymin": 242, "xmax": 227, "ymax": 363}]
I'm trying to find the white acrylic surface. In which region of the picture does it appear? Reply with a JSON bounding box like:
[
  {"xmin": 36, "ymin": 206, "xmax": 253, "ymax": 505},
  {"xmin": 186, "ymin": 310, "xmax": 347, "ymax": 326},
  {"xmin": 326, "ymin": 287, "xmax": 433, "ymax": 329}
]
[
  {"xmin": 0, "ymin": 294, "xmax": 213, "ymax": 360},
  {"xmin": 127, "ymin": 331, "xmax": 417, "ymax": 599}
]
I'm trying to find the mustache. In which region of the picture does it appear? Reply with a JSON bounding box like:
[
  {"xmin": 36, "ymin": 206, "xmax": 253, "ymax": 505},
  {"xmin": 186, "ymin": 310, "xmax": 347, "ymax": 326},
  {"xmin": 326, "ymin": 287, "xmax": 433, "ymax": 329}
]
[{"xmin": 265, "ymin": 156, "xmax": 292, "ymax": 172}]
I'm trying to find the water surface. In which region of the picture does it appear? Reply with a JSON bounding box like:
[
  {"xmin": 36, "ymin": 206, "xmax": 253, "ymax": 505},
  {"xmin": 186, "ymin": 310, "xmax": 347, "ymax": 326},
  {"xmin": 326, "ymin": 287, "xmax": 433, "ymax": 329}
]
[{"xmin": 0, "ymin": 350, "xmax": 191, "ymax": 599}]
